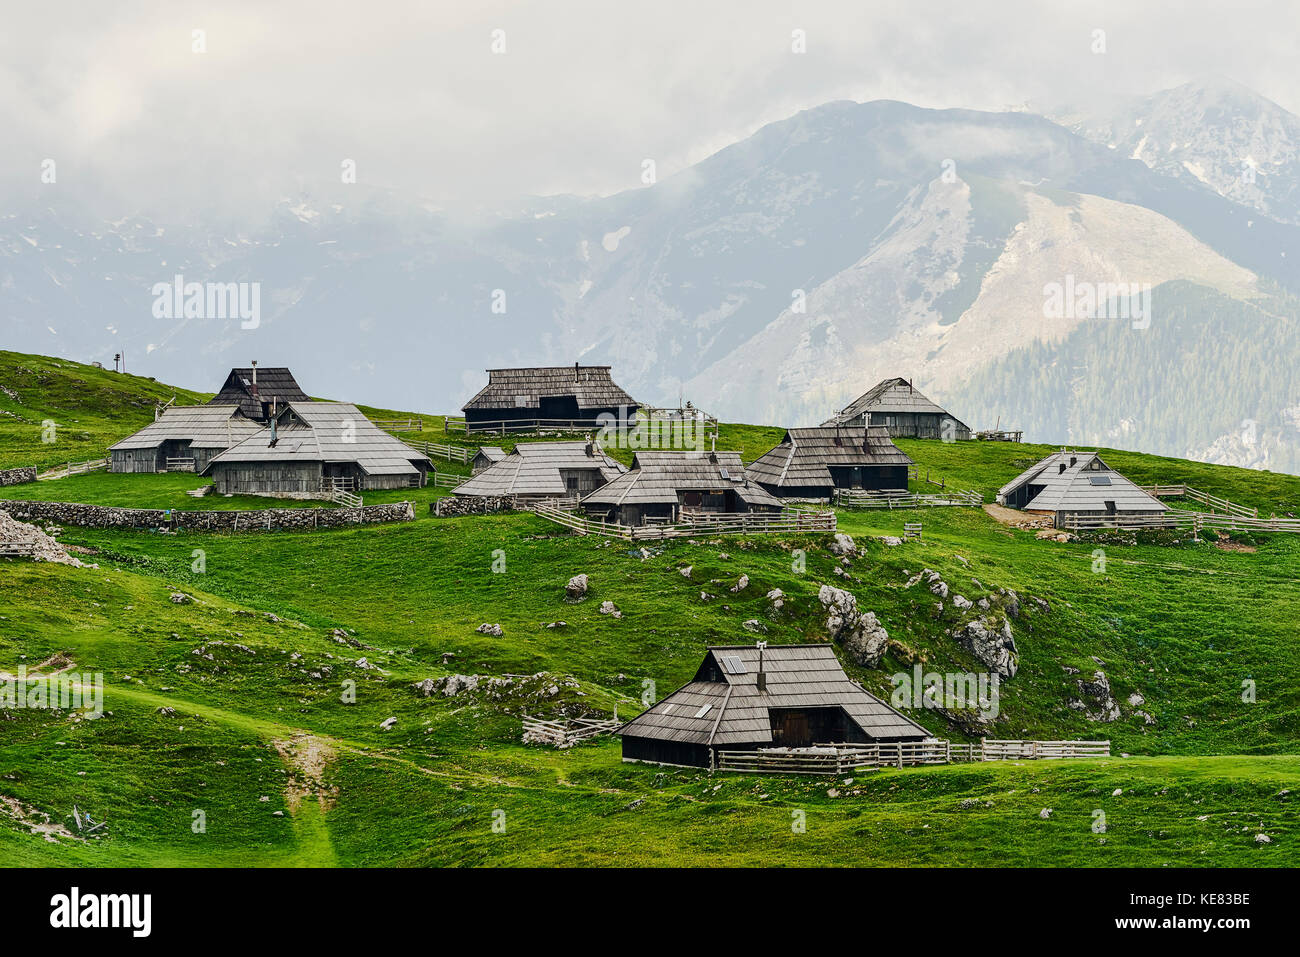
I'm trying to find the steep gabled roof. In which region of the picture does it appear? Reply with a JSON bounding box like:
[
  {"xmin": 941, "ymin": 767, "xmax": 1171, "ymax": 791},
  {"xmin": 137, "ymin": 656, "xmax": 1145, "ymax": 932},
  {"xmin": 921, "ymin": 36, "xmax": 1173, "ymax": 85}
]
[
  {"xmin": 580, "ymin": 450, "xmax": 782, "ymax": 509},
  {"xmin": 747, "ymin": 426, "xmax": 913, "ymax": 488},
  {"xmin": 110, "ymin": 405, "xmax": 262, "ymax": 451},
  {"xmin": 209, "ymin": 367, "xmax": 309, "ymax": 420},
  {"xmin": 827, "ymin": 377, "xmax": 967, "ymax": 427},
  {"xmin": 473, "ymin": 446, "xmax": 507, "ymax": 464},
  {"xmin": 461, "ymin": 365, "xmax": 638, "ymax": 412},
  {"xmin": 997, "ymin": 451, "xmax": 1167, "ymax": 513},
  {"xmin": 453, "ymin": 441, "xmax": 625, "ymax": 497},
  {"xmin": 619, "ymin": 644, "xmax": 929, "ymax": 747},
  {"xmin": 201, "ymin": 402, "xmax": 430, "ymax": 477}
]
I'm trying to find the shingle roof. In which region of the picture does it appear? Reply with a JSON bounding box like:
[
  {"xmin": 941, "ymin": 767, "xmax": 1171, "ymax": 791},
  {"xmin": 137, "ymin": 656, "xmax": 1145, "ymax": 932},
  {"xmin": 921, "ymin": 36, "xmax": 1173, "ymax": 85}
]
[
  {"xmin": 619, "ymin": 644, "xmax": 929, "ymax": 747},
  {"xmin": 473, "ymin": 446, "xmax": 506, "ymax": 463},
  {"xmin": 453, "ymin": 441, "xmax": 625, "ymax": 497},
  {"xmin": 461, "ymin": 365, "xmax": 638, "ymax": 412},
  {"xmin": 580, "ymin": 450, "xmax": 782, "ymax": 509},
  {"xmin": 209, "ymin": 367, "xmax": 309, "ymax": 420},
  {"xmin": 747, "ymin": 426, "xmax": 913, "ymax": 488},
  {"xmin": 827, "ymin": 377, "xmax": 966, "ymax": 426},
  {"xmin": 202, "ymin": 402, "xmax": 431, "ymax": 477},
  {"xmin": 997, "ymin": 451, "xmax": 1167, "ymax": 513},
  {"xmin": 110, "ymin": 405, "xmax": 262, "ymax": 451}
]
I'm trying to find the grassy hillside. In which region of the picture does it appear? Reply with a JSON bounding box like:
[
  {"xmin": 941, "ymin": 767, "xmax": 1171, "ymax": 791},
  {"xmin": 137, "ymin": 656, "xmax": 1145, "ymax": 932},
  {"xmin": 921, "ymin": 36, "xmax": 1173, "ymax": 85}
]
[
  {"xmin": 1, "ymin": 352, "xmax": 1298, "ymax": 867},
  {"xmin": 0, "ymin": 351, "xmax": 209, "ymax": 471}
]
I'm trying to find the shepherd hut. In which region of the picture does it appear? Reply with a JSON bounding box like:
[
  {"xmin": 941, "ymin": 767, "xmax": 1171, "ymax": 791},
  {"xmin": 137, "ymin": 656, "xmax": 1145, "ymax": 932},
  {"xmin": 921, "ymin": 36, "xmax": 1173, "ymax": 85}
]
[
  {"xmin": 996, "ymin": 451, "xmax": 1167, "ymax": 527},
  {"xmin": 579, "ymin": 450, "xmax": 782, "ymax": 526},
  {"xmin": 471, "ymin": 446, "xmax": 507, "ymax": 474},
  {"xmin": 202, "ymin": 402, "xmax": 431, "ymax": 495},
  {"xmin": 109, "ymin": 405, "xmax": 262, "ymax": 474},
  {"xmin": 461, "ymin": 364, "xmax": 639, "ymax": 431},
  {"xmin": 208, "ymin": 365, "xmax": 310, "ymax": 423},
  {"xmin": 747, "ymin": 426, "xmax": 913, "ymax": 501},
  {"xmin": 618, "ymin": 644, "xmax": 929, "ymax": 768},
  {"xmin": 452, "ymin": 441, "xmax": 625, "ymax": 505},
  {"xmin": 825, "ymin": 377, "xmax": 971, "ymax": 440}
]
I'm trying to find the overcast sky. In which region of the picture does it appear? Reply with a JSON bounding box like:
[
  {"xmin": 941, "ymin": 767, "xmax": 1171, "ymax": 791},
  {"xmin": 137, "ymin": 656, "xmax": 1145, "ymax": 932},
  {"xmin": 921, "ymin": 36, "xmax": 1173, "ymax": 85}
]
[{"xmin": 4, "ymin": 0, "xmax": 1296, "ymax": 222}]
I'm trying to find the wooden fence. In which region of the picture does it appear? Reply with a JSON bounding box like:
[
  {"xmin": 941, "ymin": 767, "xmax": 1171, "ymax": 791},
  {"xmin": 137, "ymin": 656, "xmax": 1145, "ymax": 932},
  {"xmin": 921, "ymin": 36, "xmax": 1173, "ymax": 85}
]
[
  {"xmin": 447, "ymin": 416, "xmax": 608, "ymax": 435},
  {"xmin": 530, "ymin": 502, "xmax": 836, "ymax": 540},
  {"xmin": 0, "ymin": 540, "xmax": 38, "ymax": 559},
  {"xmin": 522, "ymin": 714, "xmax": 621, "ymax": 748},
  {"xmin": 1063, "ymin": 509, "xmax": 1300, "ymax": 534},
  {"xmin": 713, "ymin": 738, "xmax": 1110, "ymax": 775},
  {"xmin": 1140, "ymin": 484, "xmax": 1258, "ymax": 518},
  {"xmin": 373, "ymin": 417, "xmax": 423, "ymax": 432},
  {"xmin": 835, "ymin": 488, "xmax": 982, "ymax": 509},
  {"xmin": 328, "ymin": 487, "xmax": 363, "ymax": 508},
  {"xmin": 164, "ymin": 456, "xmax": 196, "ymax": 472},
  {"xmin": 431, "ymin": 472, "xmax": 468, "ymax": 489},
  {"xmin": 50, "ymin": 457, "xmax": 109, "ymax": 478},
  {"xmin": 403, "ymin": 439, "xmax": 472, "ymax": 465}
]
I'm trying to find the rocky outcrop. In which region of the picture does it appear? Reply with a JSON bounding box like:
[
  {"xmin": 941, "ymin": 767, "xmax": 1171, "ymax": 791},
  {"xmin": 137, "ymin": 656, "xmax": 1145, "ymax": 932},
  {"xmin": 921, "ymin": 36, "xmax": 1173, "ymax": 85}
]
[
  {"xmin": 1069, "ymin": 671, "xmax": 1121, "ymax": 722},
  {"xmin": 818, "ymin": 584, "xmax": 889, "ymax": 667},
  {"xmin": 953, "ymin": 616, "xmax": 1018, "ymax": 678}
]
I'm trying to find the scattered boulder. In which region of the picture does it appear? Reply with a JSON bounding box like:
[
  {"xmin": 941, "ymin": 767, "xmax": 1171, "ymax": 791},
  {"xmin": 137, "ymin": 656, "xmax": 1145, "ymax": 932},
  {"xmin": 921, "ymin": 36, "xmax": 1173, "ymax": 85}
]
[
  {"xmin": 1039, "ymin": 808, "xmax": 1052, "ymax": 819},
  {"xmin": 742, "ymin": 619, "xmax": 766, "ymax": 633},
  {"xmin": 829, "ymin": 533, "xmax": 857, "ymax": 556},
  {"xmin": 598, "ymin": 601, "xmax": 622, "ymax": 619},
  {"xmin": 475, "ymin": 623, "xmax": 503, "ymax": 637},
  {"xmin": 730, "ymin": 575, "xmax": 750, "ymax": 593},
  {"xmin": 169, "ymin": 592, "xmax": 193, "ymax": 605},
  {"xmin": 565, "ymin": 574, "xmax": 589, "ymax": 600},
  {"xmin": 1127, "ymin": 692, "xmax": 1146, "ymax": 707},
  {"xmin": 679, "ymin": 566, "xmax": 693, "ymax": 578},
  {"xmin": 766, "ymin": 588, "xmax": 785, "ymax": 610},
  {"xmin": 952, "ymin": 595, "xmax": 972, "ymax": 611},
  {"xmin": 878, "ymin": 536, "xmax": 903, "ymax": 546},
  {"xmin": 379, "ymin": 717, "xmax": 397, "ymax": 730}
]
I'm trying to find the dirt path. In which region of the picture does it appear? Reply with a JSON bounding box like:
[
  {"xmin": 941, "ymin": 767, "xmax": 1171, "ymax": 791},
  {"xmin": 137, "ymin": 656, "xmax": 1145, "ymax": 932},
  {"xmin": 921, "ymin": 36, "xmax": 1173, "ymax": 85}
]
[
  {"xmin": 273, "ymin": 734, "xmax": 339, "ymax": 814},
  {"xmin": 982, "ymin": 503, "xmax": 1052, "ymax": 528}
]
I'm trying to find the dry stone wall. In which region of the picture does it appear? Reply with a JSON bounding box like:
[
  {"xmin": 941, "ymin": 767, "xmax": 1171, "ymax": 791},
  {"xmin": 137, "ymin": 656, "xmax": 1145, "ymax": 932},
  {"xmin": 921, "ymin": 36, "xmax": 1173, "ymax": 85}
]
[
  {"xmin": 0, "ymin": 500, "xmax": 415, "ymax": 532},
  {"xmin": 0, "ymin": 467, "xmax": 38, "ymax": 487}
]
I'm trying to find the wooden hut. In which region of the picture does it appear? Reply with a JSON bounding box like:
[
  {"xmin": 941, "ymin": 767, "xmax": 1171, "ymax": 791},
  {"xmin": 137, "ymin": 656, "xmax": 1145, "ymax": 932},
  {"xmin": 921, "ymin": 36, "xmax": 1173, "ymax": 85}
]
[
  {"xmin": 619, "ymin": 644, "xmax": 930, "ymax": 768},
  {"xmin": 996, "ymin": 451, "xmax": 1167, "ymax": 528},
  {"xmin": 747, "ymin": 425, "xmax": 913, "ymax": 501},
  {"xmin": 461, "ymin": 364, "xmax": 638, "ymax": 431},
  {"xmin": 452, "ymin": 441, "xmax": 625, "ymax": 505},
  {"xmin": 825, "ymin": 377, "xmax": 971, "ymax": 440},
  {"xmin": 208, "ymin": 365, "xmax": 309, "ymax": 422},
  {"xmin": 580, "ymin": 450, "xmax": 782, "ymax": 526},
  {"xmin": 109, "ymin": 405, "xmax": 262, "ymax": 474},
  {"xmin": 471, "ymin": 446, "xmax": 507, "ymax": 474},
  {"xmin": 202, "ymin": 402, "xmax": 431, "ymax": 496}
]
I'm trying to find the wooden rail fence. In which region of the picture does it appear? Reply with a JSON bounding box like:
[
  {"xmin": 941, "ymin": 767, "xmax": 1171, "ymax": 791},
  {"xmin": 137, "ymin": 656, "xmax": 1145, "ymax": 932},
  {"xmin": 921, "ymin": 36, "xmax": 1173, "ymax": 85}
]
[
  {"xmin": 713, "ymin": 738, "xmax": 1110, "ymax": 775},
  {"xmin": 1063, "ymin": 509, "xmax": 1300, "ymax": 534},
  {"xmin": 522, "ymin": 714, "xmax": 620, "ymax": 748},
  {"xmin": 835, "ymin": 488, "xmax": 982, "ymax": 509},
  {"xmin": 0, "ymin": 539, "xmax": 39, "ymax": 559},
  {"xmin": 42, "ymin": 457, "xmax": 109, "ymax": 479},
  {"xmin": 373, "ymin": 417, "xmax": 423, "ymax": 432},
  {"xmin": 403, "ymin": 438, "xmax": 471, "ymax": 465},
  {"xmin": 530, "ymin": 502, "xmax": 836, "ymax": 540},
  {"xmin": 431, "ymin": 472, "xmax": 468, "ymax": 489},
  {"xmin": 1140, "ymin": 484, "xmax": 1258, "ymax": 518}
]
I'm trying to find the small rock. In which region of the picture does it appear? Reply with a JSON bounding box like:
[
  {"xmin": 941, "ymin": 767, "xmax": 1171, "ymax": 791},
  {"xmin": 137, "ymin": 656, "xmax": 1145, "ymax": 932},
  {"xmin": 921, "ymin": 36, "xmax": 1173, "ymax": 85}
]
[
  {"xmin": 475, "ymin": 623, "xmax": 503, "ymax": 637},
  {"xmin": 565, "ymin": 574, "xmax": 589, "ymax": 599},
  {"xmin": 1039, "ymin": 808, "xmax": 1052, "ymax": 819},
  {"xmin": 380, "ymin": 716, "xmax": 397, "ymax": 730}
]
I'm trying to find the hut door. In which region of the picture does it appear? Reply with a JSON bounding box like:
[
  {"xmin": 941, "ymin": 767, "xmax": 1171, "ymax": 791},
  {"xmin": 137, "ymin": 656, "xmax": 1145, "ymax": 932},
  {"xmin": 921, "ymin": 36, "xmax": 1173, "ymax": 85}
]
[{"xmin": 775, "ymin": 711, "xmax": 812, "ymax": 746}]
